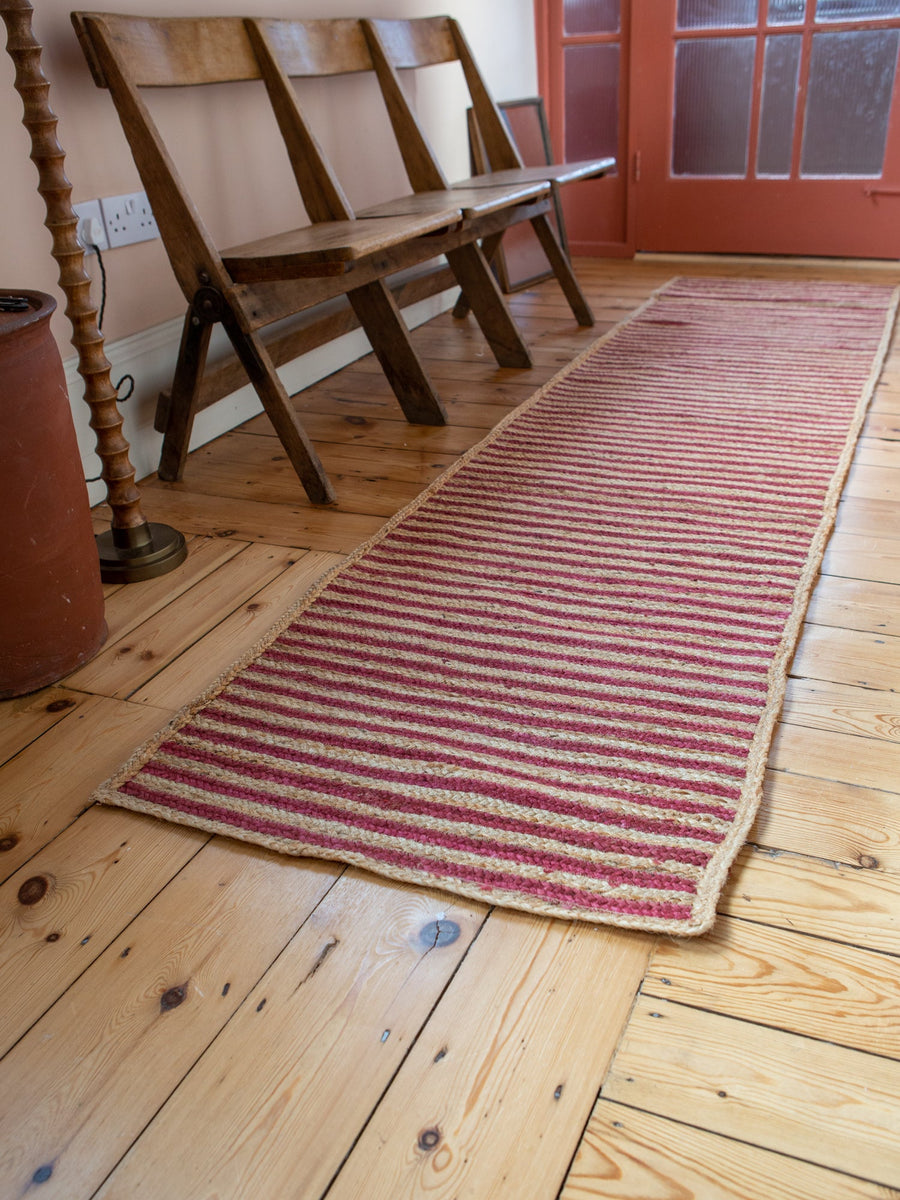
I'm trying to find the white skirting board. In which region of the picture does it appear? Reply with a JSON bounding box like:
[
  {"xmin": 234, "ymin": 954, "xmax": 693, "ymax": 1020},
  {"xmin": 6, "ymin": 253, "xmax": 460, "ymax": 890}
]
[{"xmin": 65, "ymin": 287, "xmax": 457, "ymax": 508}]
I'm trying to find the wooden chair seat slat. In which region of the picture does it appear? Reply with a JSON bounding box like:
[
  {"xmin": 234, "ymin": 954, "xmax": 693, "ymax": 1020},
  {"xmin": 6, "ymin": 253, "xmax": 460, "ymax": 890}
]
[
  {"xmin": 223, "ymin": 212, "xmax": 464, "ymax": 279},
  {"xmin": 454, "ymin": 159, "xmax": 617, "ymax": 189},
  {"xmin": 357, "ymin": 182, "xmax": 548, "ymax": 222}
]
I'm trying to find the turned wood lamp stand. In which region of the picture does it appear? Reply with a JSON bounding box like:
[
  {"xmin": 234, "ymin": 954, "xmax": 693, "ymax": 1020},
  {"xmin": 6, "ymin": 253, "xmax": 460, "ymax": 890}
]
[{"xmin": 1, "ymin": 0, "xmax": 186, "ymax": 582}]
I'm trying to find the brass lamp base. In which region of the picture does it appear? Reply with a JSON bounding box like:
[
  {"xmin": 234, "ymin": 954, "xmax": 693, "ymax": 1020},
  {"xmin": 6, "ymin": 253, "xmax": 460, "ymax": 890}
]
[{"xmin": 96, "ymin": 521, "xmax": 187, "ymax": 583}]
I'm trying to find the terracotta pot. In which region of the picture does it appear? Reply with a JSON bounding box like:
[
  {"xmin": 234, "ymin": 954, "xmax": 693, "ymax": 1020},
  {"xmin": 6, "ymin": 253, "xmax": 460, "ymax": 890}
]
[{"xmin": 0, "ymin": 289, "xmax": 107, "ymax": 698}]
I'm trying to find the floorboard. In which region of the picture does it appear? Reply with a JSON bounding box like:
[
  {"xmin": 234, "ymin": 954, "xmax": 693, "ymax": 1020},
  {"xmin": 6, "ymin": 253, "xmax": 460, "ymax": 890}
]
[
  {"xmin": 563, "ymin": 1100, "xmax": 896, "ymax": 1200},
  {"xmin": 645, "ymin": 915, "xmax": 900, "ymax": 1057},
  {"xmin": 757, "ymin": 769, "xmax": 900, "ymax": 869},
  {"xmin": 603, "ymin": 995, "xmax": 900, "ymax": 1185},
  {"xmin": 95, "ymin": 876, "xmax": 487, "ymax": 1200}
]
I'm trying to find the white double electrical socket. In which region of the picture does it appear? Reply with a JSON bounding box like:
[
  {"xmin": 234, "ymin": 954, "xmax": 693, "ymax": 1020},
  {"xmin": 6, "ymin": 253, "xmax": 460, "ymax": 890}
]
[
  {"xmin": 100, "ymin": 190, "xmax": 159, "ymax": 248},
  {"xmin": 73, "ymin": 190, "xmax": 159, "ymax": 252}
]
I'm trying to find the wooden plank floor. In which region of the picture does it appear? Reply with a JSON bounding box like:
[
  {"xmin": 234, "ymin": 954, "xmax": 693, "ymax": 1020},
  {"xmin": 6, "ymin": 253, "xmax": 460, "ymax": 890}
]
[{"xmin": 2, "ymin": 256, "xmax": 899, "ymax": 1199}]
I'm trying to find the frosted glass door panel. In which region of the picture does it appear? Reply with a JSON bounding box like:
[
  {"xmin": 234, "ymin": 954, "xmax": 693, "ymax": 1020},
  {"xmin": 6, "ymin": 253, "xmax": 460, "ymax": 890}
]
[
  {"xmin": 768, "ymin": 0, "xmax": 806, "ymax": 22},
  {"xmin": 563, "ymin": 0, "xmax": 620, "ymax": 34},
  {"xmin": 564, "ymin": 42, "xmax": 620, "ymax": 161},
  {"xmin": 672, "ymin": 38, "xmax": 755, "ymax": 175},
  {"xmin": 801, "ymin": 29, "xmax": 900, "ymax": 175},
  {"xmin": 676, "ymin": 0, "xmax": 757, "ymax": 28},
  {"xmin": 757, "ymin": 35, "xmax": 802, "ymax": 175},
  {"xmin": 816, "ymin": 0, "xmax": 900, "ymax": 20}
]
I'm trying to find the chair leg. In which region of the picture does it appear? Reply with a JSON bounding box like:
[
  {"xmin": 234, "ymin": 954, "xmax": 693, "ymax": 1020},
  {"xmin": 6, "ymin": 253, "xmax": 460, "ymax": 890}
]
[
  {"xmin": 530, "ymin": 212, "xmax": 594, "ymax": 327},
  {"xmin": 218, "ymin": 307, "xmax": 336, "ymax": 506},
  {"xmin": 451, "ymin": 289, "xmax": 470, "ymax": 320},
  {"xmin": 445, "ymin": 242, "xmax": 532, "ymax": 369},
  {"xmin": 158, "ymin": 310, "xmax": 213, "ymax": 482},
  {"xmin": 452, "ymin": 231, "xmax": 505, "ymax": 319},
  {"xmin": 347, "ymin": 280, "xmax": 447, "ymax": 425}
]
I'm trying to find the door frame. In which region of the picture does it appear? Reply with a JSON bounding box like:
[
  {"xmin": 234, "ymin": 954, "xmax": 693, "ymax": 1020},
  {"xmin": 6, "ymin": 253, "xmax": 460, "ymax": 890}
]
[{"xmin": 535, "ymin": 0, "xmax": 636, "ymax": 256}]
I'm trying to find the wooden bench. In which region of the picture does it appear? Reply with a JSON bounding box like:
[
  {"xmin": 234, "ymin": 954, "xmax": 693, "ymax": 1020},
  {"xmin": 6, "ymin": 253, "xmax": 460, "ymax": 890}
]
[
  {"xmin": 71, "ymin": 13, "xmax": 552, "ymax": 503},
  {"xmin": 362, "ymin": 16, "xmax": 616, "ymax": 327},
  {"xmin": 245, "ymin": 16, "xmax": 554, "ymax": 373}
]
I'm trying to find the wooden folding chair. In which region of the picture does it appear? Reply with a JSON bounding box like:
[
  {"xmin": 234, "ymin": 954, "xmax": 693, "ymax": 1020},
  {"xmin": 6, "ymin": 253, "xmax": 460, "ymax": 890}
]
[
  {"xmin": 362, "ymin": 16, "xmax": 616, "ymax": 327},
  {"xmin": 70, "ymin": 14, "xmax": 527, "ymax": 503},
  {"xmin": 245, "ymin": 17, "xmax": 556, "ymax": 372}
]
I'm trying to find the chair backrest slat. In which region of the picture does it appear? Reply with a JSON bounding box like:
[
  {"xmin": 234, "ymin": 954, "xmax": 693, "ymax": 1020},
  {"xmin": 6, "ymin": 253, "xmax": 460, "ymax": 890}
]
[
  {"xmin": 255, "ymin": 17, "xmax": 373, "ymax": 78},
  {"xmin": 361, "ymin": 18, "xmax": 449, "ymax": 193},
  {"xmin": 365, "ymin": 17, "xmax": 457, "ymax": 70},
  {"xmin": 72, "ymin": 13, "xmax": 260, "ymax": 88},
  {"xmin": 447, "ymin": 20, "xmax": 523, "ymax": 171},
  {"xmin": 71, "ymin": 13, "xmax": 266, "ymax": 299}
]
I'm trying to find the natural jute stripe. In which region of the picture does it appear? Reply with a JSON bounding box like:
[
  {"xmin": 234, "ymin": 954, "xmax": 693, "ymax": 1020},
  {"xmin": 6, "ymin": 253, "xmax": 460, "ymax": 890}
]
[{"xmin": 96, "ymin": 277, "xmax": 899, "ymax": 934}]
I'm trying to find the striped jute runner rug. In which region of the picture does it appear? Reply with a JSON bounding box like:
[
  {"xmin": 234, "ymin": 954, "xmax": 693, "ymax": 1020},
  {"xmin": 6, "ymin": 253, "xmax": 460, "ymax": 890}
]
[{"xmin": 97, "ymin": 277, "xmax": 898, "ymax": 935}]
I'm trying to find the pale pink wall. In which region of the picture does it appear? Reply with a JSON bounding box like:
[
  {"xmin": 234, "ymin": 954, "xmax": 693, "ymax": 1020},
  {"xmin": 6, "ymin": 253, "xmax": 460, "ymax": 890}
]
[{"xmin": 2, "ymin": 0, "xmax": 537, "ymax": 351}]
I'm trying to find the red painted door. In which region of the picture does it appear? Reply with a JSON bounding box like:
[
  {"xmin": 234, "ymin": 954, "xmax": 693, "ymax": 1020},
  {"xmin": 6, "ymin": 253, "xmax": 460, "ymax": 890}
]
[
  {"xmin": 537, "ymin": 0, "xmax": 900, "ymax": 258},
  {"xmin": 632, "ymin": 0, "xmax": 900, "ymax": 256}
]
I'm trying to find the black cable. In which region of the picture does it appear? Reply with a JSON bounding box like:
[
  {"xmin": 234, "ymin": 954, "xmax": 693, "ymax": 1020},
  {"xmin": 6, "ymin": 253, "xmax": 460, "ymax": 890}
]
[
  {"xmin": 115, "ymin": 373, "xmax": 135, "ymax": 401},
  {"xmin": 91, "ymin": 243, "xmax": 135, "ymax": 400},
  {"xmin": 92, "ymin": 241, "xmax": 108, "ymax": 331}
]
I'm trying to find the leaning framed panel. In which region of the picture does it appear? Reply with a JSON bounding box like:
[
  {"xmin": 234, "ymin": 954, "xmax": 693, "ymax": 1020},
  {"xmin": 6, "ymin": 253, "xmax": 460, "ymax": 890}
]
[{"xmin": 467, "ymin": 97, "xmax": 569, "ymax": 292}]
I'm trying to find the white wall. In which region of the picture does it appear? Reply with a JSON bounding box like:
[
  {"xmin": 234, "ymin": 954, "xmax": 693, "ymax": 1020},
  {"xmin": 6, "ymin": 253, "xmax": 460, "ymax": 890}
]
[{"xmin": 2, "ymin": 0, "xmax": 537, "ymax": 498}]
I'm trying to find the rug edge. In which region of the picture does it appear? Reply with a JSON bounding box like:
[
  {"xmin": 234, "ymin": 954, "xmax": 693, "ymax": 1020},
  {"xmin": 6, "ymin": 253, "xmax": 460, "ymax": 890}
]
[
  {"xmin": 685, "ymin": 281, "xmax": 900, "ymax": 931},
  {"xmin": 94, "ymin": 787, "xmax": 720, "ymax": 935}
]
